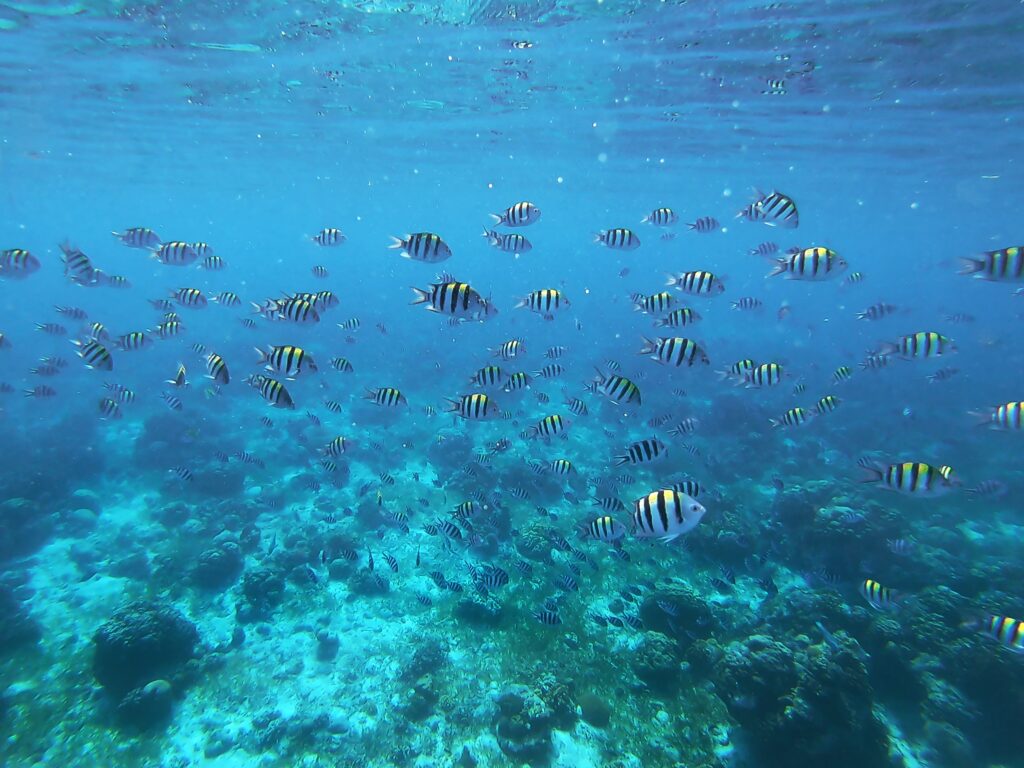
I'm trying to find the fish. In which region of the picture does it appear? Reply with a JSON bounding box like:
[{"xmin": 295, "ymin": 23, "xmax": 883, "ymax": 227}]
[
  {"xmin": 878, "ymin": 331, "xmax": 955, "ymax": 359},
  {"xmin": 492, "ymin": 338, "xmax": 525, "ymax": 359},
  {"xmin": 737, "ymin": 190, "xmax": 799, "ymax": 228},
  {"xmin": 527, "ymin": 414, "xmax": 569, "ymax": 440},
  {"xmin": 856, "ymin": 302, "xmax": 897, "ymax": 321},
  {"xmin": 632, "ymin": 489, "xmax": 707, "ymax": 542},
  {"xmin": 256, "ymin": 345, "xmax": 317, "ymax": 378},
  {"xmin": 517, "ymin": 288, "xmax": 569, "ymax": 318},
  {"xmin": 633, "ymin": 291, "xmax": 675, "ymax": 315},
  {"xmin": 832, "ymin": 365, "xmax": 853, "ymax": 384},
  {"xmin": 111, "ymin": 227, "xmax": 161, "ymax": 249},
  {"xmin": 963, "ymin": 615, "xmax": 1024, "ymax": 653},
  {"xmin": 927, "ymin": 367, "xmax": 959, "ymax": 383},
  {"xmin": 171, "ymin": 467, "xmax": 194, "ymax": 482},
  {"xmin": 446, "ymin": 393, "xmax": 498, "ymax": 419},
  {"xmin": 71, "ymin": 339, "xmax": 113, "ymax": 371},
  {"xmin": 482, "ymin": 228, "xmax": 532, "ymax": 254},
  {"xmin": 615, "ymin": 438, "xmax": 667, "ymax": 466},
  {"xmin": 887, "ymin": 538, "xmax": 913, "ymax": 555},
  {"xmin": 491, "ymin": 201, "xmax": 541, "ymax": 227},
  {"xmin": 98, "ymin": 397, "xmax": 122, "ymax": 420},
  {"xmin": 965, "ymin": 479, "xmax": 1008, "ymax": 499},
  {"xmin": 312, "ymin": 228, "xmax": 346, "ymax": 246},
  {"xmin": 666, "ymin": 270, "xmax": 725, "ymax": 296},
  {"xmin": 0, "ymin": 248, "xmax": 41, "ymax": 279},
  {"xmin": 860, "ymin": 578, "xmax": 899, "ymax": 611},
  {"xmin": 364, "ymin": 387, "xmax": 407, "ymax": 407},
  {"xmin": 842, "ymin": 272, "xmax": 865, "ymax": 286},
  {"xmin": 59, "ymin": 241, "xmax": 98, "ymax": 286},
  {"xmin": 857, "ymin": 458, "xmax": 956, "ymax": 497},
  {"xmin": 212, "ymin": 291, "xmax": 242, "ymax": 307},
  {"xmin": 35, "ymin": 323, "xmax": 67, "ymax": 336},
  {"xmin": 687, "ymin": 216, "xmax": 719, "ymax": 233},
  {"xmin": 731, "ymin": 297, "xmax": 763, "ymax": 311},
  {"xmin": 312, "ymin": 265, "xmax": 328, "ymax": 278},
  {"xmin": 638, "ymin": 336, "xmax": 709, "ymax": 367},
  {"xmin": 171, "ymin": 287, "xmax": 208, "ymax": 308},
  {"xmin": 389, "ymin": 232, "xmax": 452, "ymax": 263},
  {"xmin": 641, "ymin": 207, "xmax": 678, "ymax": 226},
  {"xmin": 161, "ymin": 392, "xmax": 183, "ymax": 411},
  {"xmin": 594, "ymin": 228, "xmax": 641, "ymax": 251},
  {"xmin": 504, "ymin": 371, "xmax": 532, "ymax": 392},
  {"xmin": 254, "ymin": 297, "xmax": 319, "ymax": 324},
  {"xmin": 534, "ymin": 364, "xmax": 564, "ymax": 380},
  {"xmin": 588, "ymin": 369, "xmax": 642, "ymax": 406},
  {"xmin": 152, "ymin": 241, "xmax": 198, "ymax": 266},
  {"xmin": 245, "ymin": 374, "xmax": 295, "ymax": 409},
  {"xmin": 749, "ymin": 242, "xmax": 779, "ymax": 257},
  {"xmin": 533, "ymin": 609, "xmax": 561, "ymax": 626},
  {"xmin": 971, "ymin": 401, "xmax": 1023, "ymax": 431},
  {"xmin": 743, "ymin": 362, "xmax": 784, "ymax": 388},
  {"xmin": 580, "ymin": 515, "xmax": 627, "ymax": 542},
  {"xmin": 768, "ymin": 247, "xmax": 847, "ymax": 280},
  {"xmin": 815, "ymin": 395, "xmax": 841, "ymax": 414},
  {"xmin": 668, "ymin": 418, "xmax": 699, "ymax": 436},
  {"xmin": 769, "ymin": 407, "xmax": 813, "ymax": 428},
  {"xmin": 24, "ymin": 385, "xmax": 56, "ymax": 398},
  {"xmin": 654, "ymin": 307, "xmax": 702, "ymax": 328},
  {"xmin": 54, "ymin": 306, "xmax": 87, "ymax": 320},
  {"xmin": 114, "ymin": 331, "xmax": 152, "ymax": 351},
  {"xmin": 958, "ymin": 246, "xmax": 1024, "ymax": 282},
  {"xmin": 331, "ymin": 357, "xmax": 354, "ymax": 373},
  {"xmin": 206, "ymin": 353, "xmax": 230, "ymax": 385},
  {"xmin": 411, "ymin": 282, "xmax": 490, "ymax": 319}
]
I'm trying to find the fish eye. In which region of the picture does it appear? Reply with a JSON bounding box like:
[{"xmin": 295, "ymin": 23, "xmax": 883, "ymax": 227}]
[{"xmin": 690, "ymin": 504, "xmax": 700, "ymax": 512}]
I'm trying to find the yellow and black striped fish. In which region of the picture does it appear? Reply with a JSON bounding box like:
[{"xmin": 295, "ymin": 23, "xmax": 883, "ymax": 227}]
[
  {"xmin": 115, "ymin": 331, "xmax": 152, "ymax": 351},
  {"xmin": 972, "ymin": 401, "xmax": 1023, "ymax": 431},
  {"xmin": 71, "ymin": 338, "xmax": 113, "ymax": 371},
  {"xmin": 768, "ymin": 247, "xmax": 846, "ymax": 281},
  {"xmin": 959, "ymin": 246, "xmax": 1024, "ymax": 282},
  {"xmin": 588, "ymin": 369, "xmax": 642, "ymax": 405},
  {"xmin": 492, "ymin": 338, "xmax": 526, "ymax": 360},
  {"xmin": 517, "ymin": 289, "xmax": 569, "ymax": 317},
  {"xmin": 111, "ymin": 227, "xmax": 161, "ymax": 249},
  {"xmin": 594, "ymin": 228, "xmax": 641, "ymax": 251},
  {"xmin": 880, "ymin": 331, "xmax": 955, "ymax": 359},
  {"xmin": 638, "ymin": 336, "xmax": 709, "ymax": 368},
  {"xmin": 964, "ymin": 615, "xmax": 1024, "ymax": 653},
  {"xmin": 815, "ymin": 395, "xmax": 841, "ymax": 414},
  {"xmin": 632, "ymin": 488, "xmax": 706, "ymax": 542},
  {"xmin": 172, "ymin": 287, "xmax": 208, "ymax": 308},
  {"xmin": 632, "ymin": 291, "xmax": 675, "ymax": 315},
  {"xmin": 389, "ymin": 232, "xmax": 452, "ymax": 263},
  {"xmin": 654, "ymin": 307, "xmax": 701, "ymax": 328},
  {"xmin": 364, "ymin": 387, "xmax": 407, "ymax": 407},
  {"xmin": 412, "ymin": 282, "xmax": 488, "ymax": 319},
  {"xmin": 769, "ymin": 407, "xmax": 812, "ymax": 428},
  {"xmin": 446, "ymin": 393, "xmax": 497, "ymax": 420},
  {"xmin": 322, "ymin": 436, "xmax": 348, "ymax": 457},
  {"xmin": 152, "ymin": 241, "xmax": 197, "ymax": 266},
  {"xmin": 858, "ymin": 458, "xmax": 956, "ymax": 497},
  {"xmin": 246, "ymin": 374, "xmax": 294, "ymax": 409},
  {"xmin": 528, "ymin": 413, "xmax": 569, "ymax": 440},
  {"xmin": 744, "ymin": 362, "xmax": 784, "ymax": 388},
  {"xmin": 206, "ymin": 353, "xmax": 230, "ymax": 385},
  {"xmin": 256, "ymin": 345, "xmax": 317, "ymax": 378},
  {"xmin": 470, "ymin": 365, "xmax": 504, "ymax": 388},
  {"xmin": 0, "ymin": 248, "xmax": 40, "ymax": 278},
  {"xmin": 503, "ymin": 371, "xmax": 532, "ymax": 392},
  {"xmin": 666, "ymin": 270, "xmax": 725, "ymax": 296},
  {"xmin": 153, "ymin": 318, "xmax": 182, "ymax": 338},
  {"xmin": 860, "ymin": 578, "xmax": 899, "ymax": 611}
]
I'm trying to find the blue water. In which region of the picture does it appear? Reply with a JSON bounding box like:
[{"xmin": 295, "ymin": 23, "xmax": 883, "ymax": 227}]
[{"xmin": 1, "ymin": 1, "xmax": 1023, "ymax": 767}]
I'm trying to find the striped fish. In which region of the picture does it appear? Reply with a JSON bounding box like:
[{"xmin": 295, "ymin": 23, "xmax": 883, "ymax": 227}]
[
  {"xmin": 666, "ymin": 270, "xmax": 725, "ymax": 296},
  {"xmin": 71, "ymin": 339, "xmax": 113, "ymax": 371},
  {"xmin": 737, "ymin": 190, "xmax": 799, "ymax": 228},
  {"xmin": 246, "ymin": 374, "xmax": 295, "ymax": 409},
  {"xmin": 654, "ymin": 307, "xmax": 701, "ymax": 328},
  {"xmin": 815, "ymin": 395, "xmax": 841, "ymax": 414},
  {"xmin": 588, "ymin": 370, "xmax": 642, "ymax": 406},
  {"xmin": 331, "ymin": 357, "xmax": 354, "ymax": 373},
  {"xmin": 534, "ymin": 364, "xmax": 564, "ymax": 379},
  {"xmin": 206, "ymin": 353, "xmax": 230, "ymax": 385},
  {"xmin": 111, "ymin": 227, "xmax": 161, "ymax": 249},
  {"xmin": 115, "ymin": 331, "xmax": 152, "ymax": 351},
  {"xmin": 312, "ymin": 228, "xmax": 346, "ymax": 246},
  {"xmin": 364, "ymin": 387, "xmax": 407, "ymax": 407},
  {"xmin": 172, "ymin": 287, "xmax": 208, "ymax": 308},
  {"xmin": 517, "ymin": 288, "xmax": 569, "ymax": 317},
  {"xmin": 880, "ymin": 331, "xmax": 955, "ymax": 359},
  {"xmin": 256, "ymin": 345, "xmax": 317, "ymax": 378},
  {"xmin": 152, "ymin": 241, "xmax": 197, "ymax": 266},
  {"xmin": 60, "ymin": 241, "xmax": 98, "ymax": 286},
  {"xmin": 548, "ymin": 458, "xmax": 575, "ymax": 475},
  {"xmin": 768, "ymin": 247, "xmax": 846, "ymax": 280},
  {"xmin": 491, "ymin": 201, "xmax": 541, "ymax": 227},
  {"xmin": 744, "ymin": 362, "xmax": 784, "ymax": 388},
  {"xmin": 959, "ymin": 246, "xmax": 1024, "ymax": 282},
  {"xmin": 668, "ymin": 418, "xmax": 698, "ymax": 436},
  {"xmin": 687, "ymin": 216, "xmax": 719, "ymax": 233},
  {"xmin": 528, "ymin": 413, "xmax": 569, "ymax": 440},
  {"xmin": 482, "ymin": 228, "xmax": 532, "ymax": 254},
  {"xmin": 858, "ymin": 458, "xmax": 956, "ymax": 497},
  {"xmin": 860, "ymin": 578, "xmax": 899, "ymax": 611},
  {"xmin": 412, "ymin": 282, "xmax": 488, "ymax": 318},
  {"xmin": 0, "ymin": 248, "xmax": 40, "ymax": 278},
  {"xmin": 98, "ymin": 397, "xmax": 122, "ymax": 420},
  {"xmin": 503, "ymin": 371, "xmax": 532, "ymax": 392},
  {"xmin": 492, "ymin": 338, "xmax": 525, "ymax": 360},
  {"xmin": 200, "ymin": 254, "xmax": 227, "ymax": 271},
  {"xmin": 833, "ymin": 365, "xmax": 853, "ymax": 384},
  {"xmin": 594, "ymin": 228, "xmax": 641, "ymax": 251},
  {"xmin": 856, "ymin": 302, "xmax": 897, "ymax": 321},
  {"xmin": 161, "ymin": 392, "xmax": 183, "ymax": 411},
  {"xmin": 731, "ymin": 297, "xmax": 763, "ymax": 311},
  {"xmin": 615, "ymin": 438, "xmax": 667, "ymax": 466},
  {"xmin": 641, "ymin": 207, "xmax": 678, "ymax": 226},
  {"xmin": 632, "ymin": 489, "xmax": 706, "ymax": 542},
  {"xmin": 389, "ymin": 232, "xmax": 452, "ymax": 263},
  {"xmin": 153, "ymin": 321, "xmax": 184, "ymax": 339},
  {"xmin": 966, "ymin": 615, "xmax": 1024, "ymax": 653},
  {"xmin": 446, "ymin": 393, "xmax": 497, "ymax": 419},
  {"xmin": 639, "ymin": 336, "xmax": 708, "ymax": 368},
  {"xmin": 769, "ymin": 407, "xmax": 813, "ymax": 428},
  {"xmin": 470, "ymin": 365, "xmax": 504, "ymax": 388},
  {"xmin": 633, "ymin": 291, "xmax": 675, "ymax": 315},
  {"xmin": 972, "ymin": 401, "xmax": 1023, "ymax": 431},
  {"xmin": 564, "ymin": 396, "xmax": 588, "ymax": 416}
]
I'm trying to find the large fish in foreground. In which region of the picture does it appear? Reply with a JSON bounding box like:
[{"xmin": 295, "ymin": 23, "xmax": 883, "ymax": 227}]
[{"xmin": 632, "ymin": 489, "xmax": 706, "ymax": 542}]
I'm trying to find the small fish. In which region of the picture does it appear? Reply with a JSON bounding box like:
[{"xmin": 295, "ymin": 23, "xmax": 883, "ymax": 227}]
[
  {"xmin": 887, "ymin": 538, "xmax": 913, "ymax": 555},
  {"xmin": 615, "ymin": 438, "xmax": 667, "ymax": 466},
  {"xmin": 654, "ymin": 307, "xmax": 702, "ymax": 328},
  {"xmin": 731, "ymin": 297, "xmax": 763, "ymax": 311},
  {"xmin": 594, "ymin": 228, "xmax": 641, "ymax": 251},
  {"xmin": 639, "ymin": 336, "xmax": 709, "ymax": 368},
  {"xmin": 389, "ymin": 232, "xmax": 452, "ymax": 263},
  {"xmin": 641, "ymin": 207, "xmax": 678, "ymax": 226},
  {"xmin": 963, "ymin": 615, "xmax": 1024, "ymax": 653},
  {"xmin": 668, "ymin": 418, "xmax": 699, "ymax": 436},
  {"xmin": 858, "ymin": 458, "xmax": 956, "ymax": 497},
  {"xmin": 927, "ymin": 367, "xmax": 959, "ymax": 383},
  {"xmin": 857, "ymin": 302, "xmax": 897, "ymax": 321},
  {"xmin": 111, "ymin": 227, "xmax": 161, "ymax": 249},
  {"xmin": 666, "ymin": 270, "xmax": 725, "ymax": 296},
  {"xmin": 878, "ymin": 331, "xmax": 955, "ymax": 360},
  {"xmin": 533, "ymin": 609, "xmax": 562, "ymax": 626},
  {"xmin": 970, "ymin": 401, "xmax": 1023, "ymax": 431},
  {"xmin": 491, "ymin": 201, "xmax": 541, "ymax": 227},
  {"xmin": 965, "ymin": 479, "xmax": 1008, "ymax": 499},
  {"xmin": 768, "ymin": 247, "xmax": 847, "ymax": 281},
  {"xmin": 958, "ymin": 246, "xmax": 1024, "ymax": 282},
  {"xmin": 313, "ymin": 227, "xmax": 346, "ymax": 246},
  {"xmin": 736, "ymin": 189, "xmax": 799, "ymax": 228},
  {"xmin": 860, "ymin": 578, "xmax": 899, "ymax": 611},
  {"xmin": 171, "ymin": 466, "xmax": 194, "ymax": 482},
  {"xmin": 749, "ymin": 242, "xmax": 778, "ymax": 257},
  {"xmin": 687, "ymin": 216, "xmax": 719, "ymax": 233}
]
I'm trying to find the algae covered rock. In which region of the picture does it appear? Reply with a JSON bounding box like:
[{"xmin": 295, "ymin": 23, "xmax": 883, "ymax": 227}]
[
  {"xmin": 92, "ymin": 601, "xmax": 199, "ymax": 697},
  {"xmin": 632, "ymin": 631, "xmax": 682, "ymax": 693},
  {"xmin": 494, "ymin": 685, "xmax": 554, "ymax": 764}
]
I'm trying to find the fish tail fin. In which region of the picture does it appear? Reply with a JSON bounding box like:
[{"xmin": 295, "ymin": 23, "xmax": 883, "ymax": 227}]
[
  {"xmin": 957, "ymin": 257, "xmax": 986, "ymax": 276},
  {"xmin": 489, "ymin": 213, "xmax": 503, "ymax": 225},
  {"xmin": 766, "ymin": 258, "xmax": 789, "ymax": 278},
  {"xmin": 612, "ymin": 454, "xmax": 629, "ymax": 467},
  {"xmin": 857, "ymin": 457, "xmax": 885, "ymax": 484},
  {"xmin": 388, "ymin": 236, "xmax": 406, "ymax": 250},
  {"xmin": 637, "ymin": 337, "xmax": 657, "ymax": 356},
  {"xmin": 967, "ymin": 409, "xmax": 992, "ymax": 428},
  {"xmin": 410, "ymin": 287, "xmax": 432, "ymax": 305},
  {"xmin": 664, "ymin": 273, "xmax": 678, "ymax": 288},
  {"xmin": 593, "ymin": 231, "xmax": 606, "ymax": 244}
]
